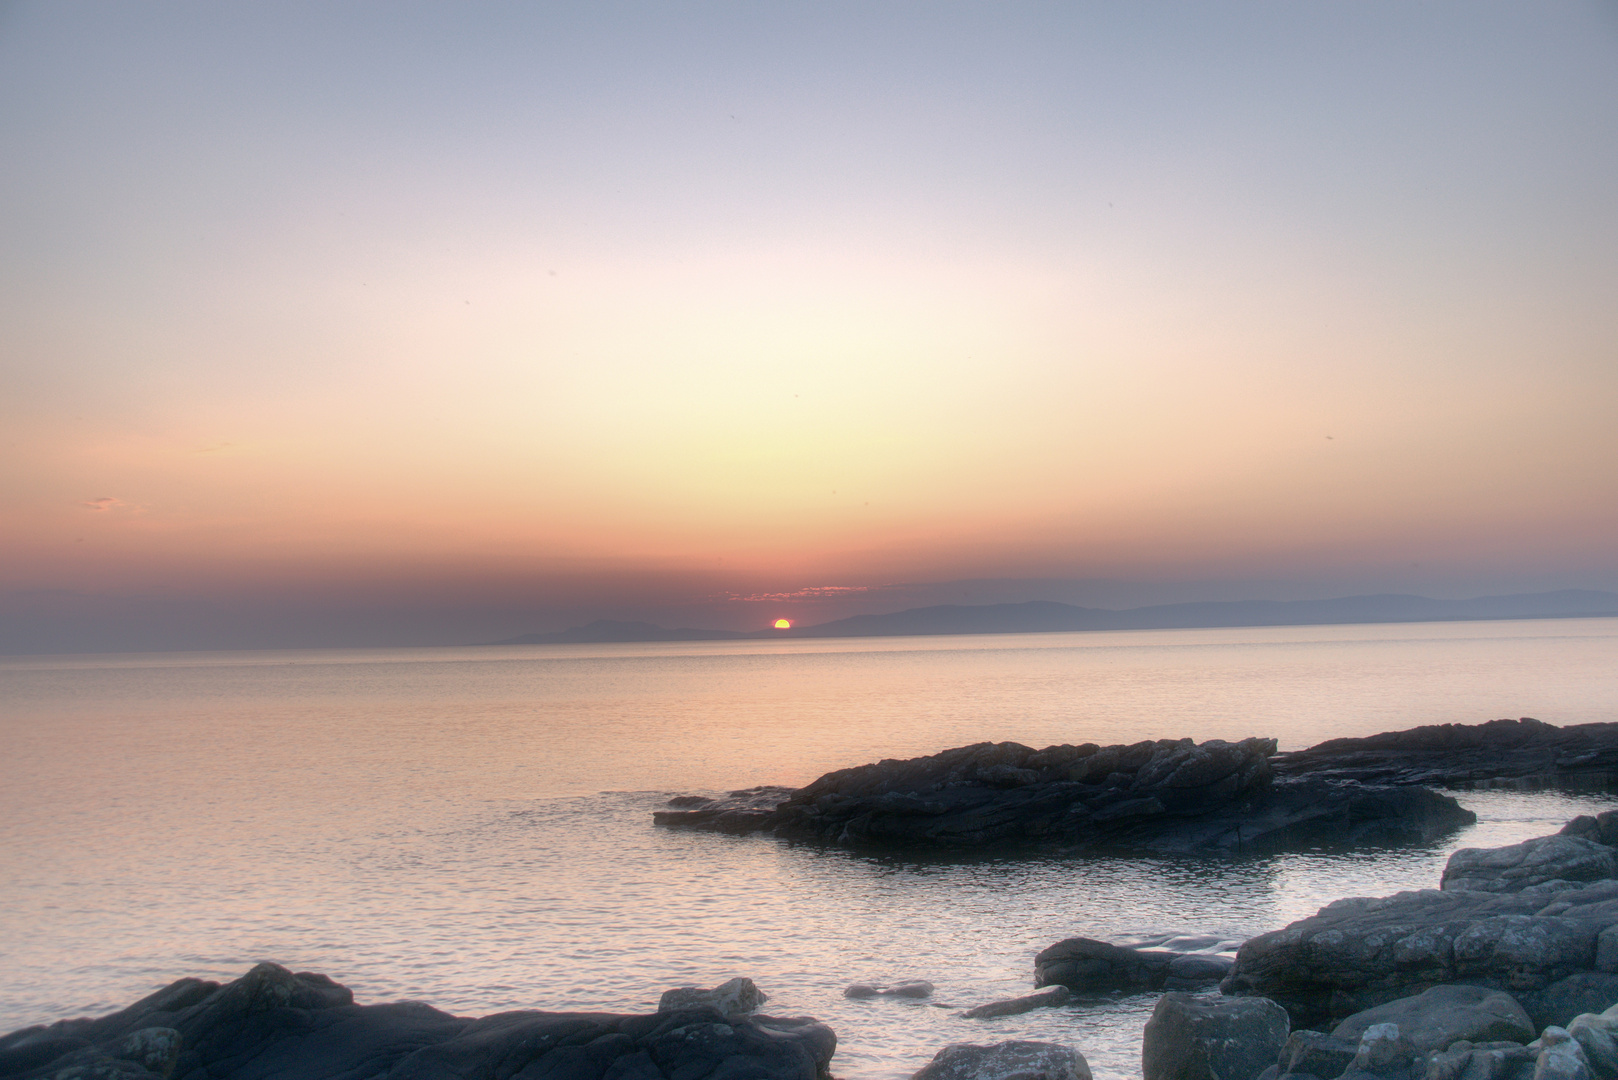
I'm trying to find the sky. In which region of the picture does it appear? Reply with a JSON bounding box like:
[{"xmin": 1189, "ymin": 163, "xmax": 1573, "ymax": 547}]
[{"xmin": 2, "ymin": 1, "xmax": 1616, "ymax": 652}]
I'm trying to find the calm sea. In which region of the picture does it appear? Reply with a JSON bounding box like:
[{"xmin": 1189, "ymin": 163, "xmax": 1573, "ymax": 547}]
[{"xmin": 4, "ymin": 618, "xmax": 1618, "ymax": 1080}]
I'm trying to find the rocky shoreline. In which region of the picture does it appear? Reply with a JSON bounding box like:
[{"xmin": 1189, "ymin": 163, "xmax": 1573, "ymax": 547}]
[
  {"xmin": 20, "ymin": 802, "xmax": 1618, "ymax": 1080},
  {"xmin": 17, "ymin": 719, "xmax": 1618, "ymax": 1080},
  {"xmin": 654, "ymin": 719, "xmax": 1618, "ymax": 855}
]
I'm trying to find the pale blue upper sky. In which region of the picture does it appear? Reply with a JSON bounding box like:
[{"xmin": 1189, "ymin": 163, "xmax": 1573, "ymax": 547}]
[{"xmin": 3, "ymin": 2, "xmax": 1616, "ymax": 649}]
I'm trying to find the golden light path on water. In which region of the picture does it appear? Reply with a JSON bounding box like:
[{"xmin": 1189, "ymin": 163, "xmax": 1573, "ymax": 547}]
[{"xmin": 3, "ymin": 619, "xmax": 1617, "ymax": 1079}]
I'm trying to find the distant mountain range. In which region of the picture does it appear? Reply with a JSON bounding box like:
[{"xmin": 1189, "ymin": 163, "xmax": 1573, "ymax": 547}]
[{"xmin": 484, "ymin": 589, "xmax": 1618, "ymax": 645}]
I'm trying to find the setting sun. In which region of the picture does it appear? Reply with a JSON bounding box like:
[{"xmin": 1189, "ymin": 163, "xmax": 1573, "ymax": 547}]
[{"xmin": 773, "ymin": 619, "xmax": 792, "ymax": 630}]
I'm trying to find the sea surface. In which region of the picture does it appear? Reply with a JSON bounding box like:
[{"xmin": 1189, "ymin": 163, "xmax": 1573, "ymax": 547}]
[{"xmin": 4, "ymin": 618, "xmax": 1618, "ymax": 1080}]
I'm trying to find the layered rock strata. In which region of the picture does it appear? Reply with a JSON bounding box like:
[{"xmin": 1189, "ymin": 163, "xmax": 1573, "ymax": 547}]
[
  {"xmin": 656, "ymin": 738, "xmax": 1475, "ymax": 854},
  {"xmin": 1271, "ymin": 718, "xmax": 1618, "ymax": 790},
  {"xmin": 0, "ymin": 963, "xmax": 836, "ymax": 1080}
]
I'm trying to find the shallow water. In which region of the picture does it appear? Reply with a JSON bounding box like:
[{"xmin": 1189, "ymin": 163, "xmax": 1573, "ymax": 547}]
[{"xmin": 3, "ymin": 618, "xmax": 1617, "ymax": 1079}]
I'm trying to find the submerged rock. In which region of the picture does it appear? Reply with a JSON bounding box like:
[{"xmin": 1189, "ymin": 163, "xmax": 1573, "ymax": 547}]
[
  {"xmin": 962, "ymin": 986, "xmax": 1071, "ymax": 1020},
  {"xmin": 844, "ymin": 981, "xmax": 935, "ymax": 1000},
  {"xmin": 0, "ymin": 962, "xmax": 837, "ymax": 1080},
  {"xmin": 912, "ymin": 1040, "xmax": 1091, "ymax": 1080},
  {"xmin": 656, "ymin": 737, "xmax": 1474, "ymax": 855}
]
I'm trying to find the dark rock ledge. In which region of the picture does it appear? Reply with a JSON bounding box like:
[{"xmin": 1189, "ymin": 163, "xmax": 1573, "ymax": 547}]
[
  {"xmin": 0, "ymin": 963, "xmax": 835, "ymax": 1080},
  {"xmin": 1271, "ymin": 717, "xmax": 1618, "ymax": 790},
  {"xmin": 655, "ymin": 735, "xmax": 1475, "ymax": 855}
]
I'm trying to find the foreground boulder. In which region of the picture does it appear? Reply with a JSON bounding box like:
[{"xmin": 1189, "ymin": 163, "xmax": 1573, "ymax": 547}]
[
  {"xmin": 0, "ymin": 963, "xmax": 836, "ymax": 1080},
  {"xmin": 912, "ymin": 1040, "xmax": 1091, "ymax": 1080},
  {"xmin": 1223, "ymin": 876, "xmax": 1618, "ymax": 1030},
  {"xmin": 1142, "ymin": 993, "xmax": 1290, "ymax": 1080},
  {"xmin": 656, "ymin": 738, "xmax": 1474, "ymax": 854},
  {"xmin": 1034, "ymin": 938, "xmax": 1234, "ymax": 994}
]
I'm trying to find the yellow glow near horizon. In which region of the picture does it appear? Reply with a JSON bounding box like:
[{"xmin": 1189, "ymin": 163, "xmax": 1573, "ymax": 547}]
[{"xmin": 773, "ymin": 619, "xmax": 792, "ymax": 630}]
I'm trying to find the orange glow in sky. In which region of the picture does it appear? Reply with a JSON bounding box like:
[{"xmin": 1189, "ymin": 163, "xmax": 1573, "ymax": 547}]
[
  {"xmin": 0, "ymin": 4, "xmax": 1614, "ymax": 653},
  {"xmin": 773, "ymin": 619, "xmax": 793, "ymax": 630}
]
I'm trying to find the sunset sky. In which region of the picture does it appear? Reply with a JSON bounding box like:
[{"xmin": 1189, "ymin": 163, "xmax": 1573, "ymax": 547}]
[{"xmin": 3, "ymin": 2, "xmax": 1616, "ymax": 652}]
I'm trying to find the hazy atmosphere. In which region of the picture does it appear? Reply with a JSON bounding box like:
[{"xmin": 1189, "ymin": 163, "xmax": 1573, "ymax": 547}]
[{"xmin": 4, "ymin": 2, "xmax": 1616, "ymax": 652}]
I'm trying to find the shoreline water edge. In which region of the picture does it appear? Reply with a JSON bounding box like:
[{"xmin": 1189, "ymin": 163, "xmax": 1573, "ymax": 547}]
[{"xmin": 10, "ymin": 718, "xmax": 1618, "ymax": 1080}]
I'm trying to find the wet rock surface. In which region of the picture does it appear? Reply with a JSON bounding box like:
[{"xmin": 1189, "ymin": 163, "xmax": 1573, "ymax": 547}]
[
  {"xmin": 656, "ymin": 737, "xmax": 1475, "ymax": 854},
  {"xmin": 0, "ymin": 963, "xmax": 836, "ymax": 1080}
]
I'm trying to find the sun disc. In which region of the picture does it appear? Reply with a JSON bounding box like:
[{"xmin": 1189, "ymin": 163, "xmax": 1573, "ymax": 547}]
[{"xmin": 773, "ymin": 618, "xmax": 792, "ymax": 629}]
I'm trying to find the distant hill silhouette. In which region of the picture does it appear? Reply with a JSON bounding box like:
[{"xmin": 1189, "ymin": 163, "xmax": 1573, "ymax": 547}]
[{"xmin": 482, "ymin": 589, "xmax": 1618, "ymax": 646}]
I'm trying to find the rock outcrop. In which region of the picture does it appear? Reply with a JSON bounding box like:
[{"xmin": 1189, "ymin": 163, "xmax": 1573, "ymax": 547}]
[
  {"xmin": 911, "ymin": 1040, "xmax": 1092, "ymax": 1080},
  {"xmin": 656, "ymin": 738, "xmax": 1475, "ymax": 854},
  {"xmin": 0, "ymin": 963, "xmax": 836, "ymax": 1080},
  {"xmin": 1142, "ymin": 993, "xmax": 1290, "ymax": 1080},
  {"xmin": 1271, "ymin": 719, "xmax": 1618, "ymax": 790},
  {"xmin": 1222, "ymin": 876, "xmax": 1618, "ymax": 1030}
]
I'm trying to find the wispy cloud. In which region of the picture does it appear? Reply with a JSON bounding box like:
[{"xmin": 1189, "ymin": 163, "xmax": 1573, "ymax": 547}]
[
  {"xmin": 720, "ymin": 584, "xmax": 897, "ymax": 603},
  {"xmin": 81, "ymin": 496, "xmax": 133, "ymax": 512}
]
